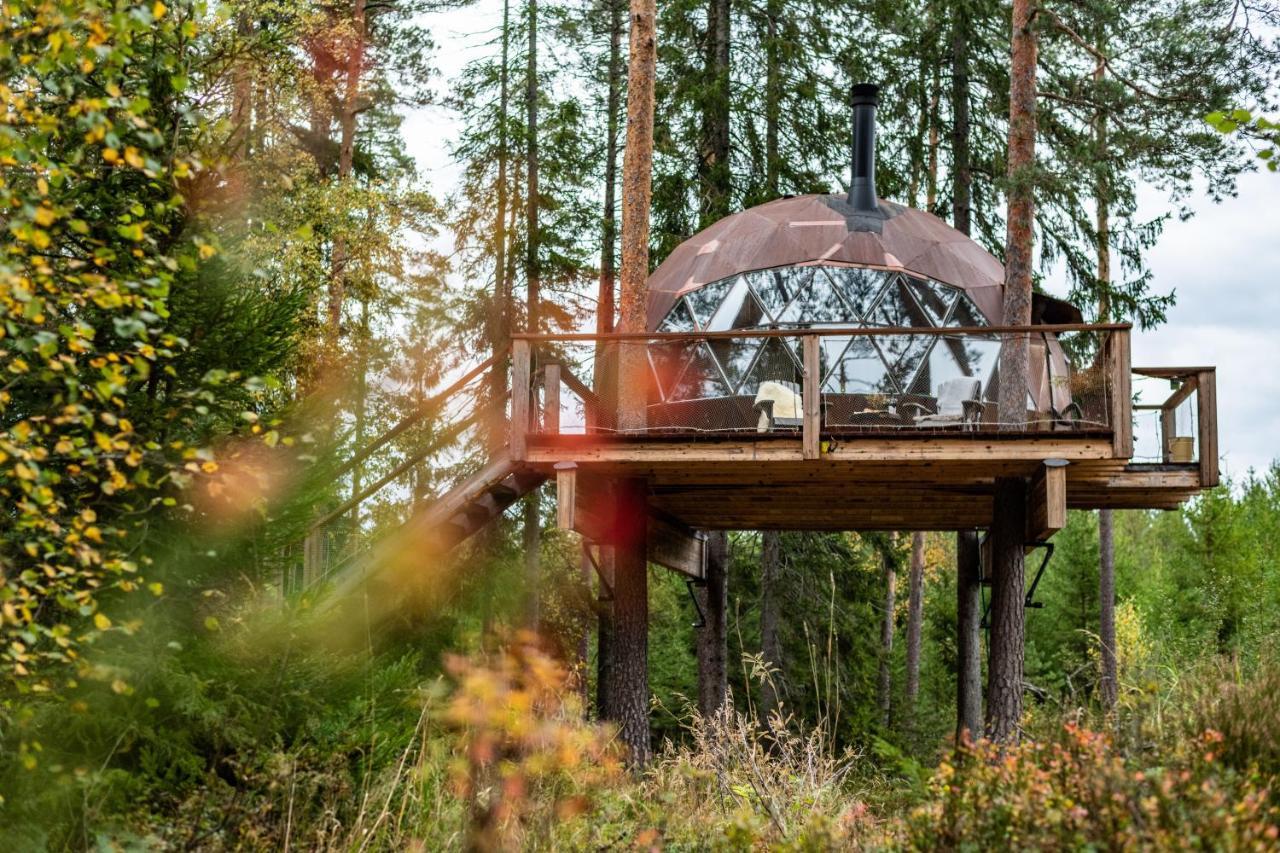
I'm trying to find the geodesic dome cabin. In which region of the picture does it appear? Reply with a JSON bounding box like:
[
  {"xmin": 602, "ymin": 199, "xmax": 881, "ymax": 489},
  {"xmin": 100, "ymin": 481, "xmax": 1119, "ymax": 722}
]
[{"xmin": 639, "ymin": 85, "xmax": 1083, "ymax": 434}]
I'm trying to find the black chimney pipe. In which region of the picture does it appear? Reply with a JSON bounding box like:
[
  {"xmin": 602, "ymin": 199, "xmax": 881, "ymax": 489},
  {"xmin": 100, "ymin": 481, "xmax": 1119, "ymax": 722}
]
[{"xmin": 849, "ymin": 83, "xmax": 880, "ymax": 213}]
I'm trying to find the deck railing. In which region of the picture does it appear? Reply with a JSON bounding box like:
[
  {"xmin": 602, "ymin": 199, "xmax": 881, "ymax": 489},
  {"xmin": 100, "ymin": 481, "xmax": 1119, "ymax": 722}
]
[
  {"xmin": 511, "ymin": 324, "xmax": 1135, "ymax": 460},
  {"xmin": 1131, "ymin": 366, "xmax": 1219, "ymax": 486}
]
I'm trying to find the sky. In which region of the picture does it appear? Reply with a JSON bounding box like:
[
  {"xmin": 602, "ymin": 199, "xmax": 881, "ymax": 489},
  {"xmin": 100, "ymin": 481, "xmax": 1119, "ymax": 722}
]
[{"xmin": 403, "ymin": 5, "xmax": 1280, "ymax": 478}]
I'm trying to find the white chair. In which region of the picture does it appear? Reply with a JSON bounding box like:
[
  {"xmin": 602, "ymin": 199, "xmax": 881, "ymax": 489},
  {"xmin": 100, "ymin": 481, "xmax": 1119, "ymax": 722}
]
[
  {"xmin": 904, "ymin": 377, "xmax": 984, "ymax": 428},
  {"xmin": 753, "ymin": 380, "xmax": 803, "ymax": 432}
]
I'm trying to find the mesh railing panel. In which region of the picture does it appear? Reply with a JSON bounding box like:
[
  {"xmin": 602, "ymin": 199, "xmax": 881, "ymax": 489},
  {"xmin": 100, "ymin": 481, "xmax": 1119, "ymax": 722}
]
[{"xmin": 528, "ymin": 330, "xmax": 1115, "ymax": 436}]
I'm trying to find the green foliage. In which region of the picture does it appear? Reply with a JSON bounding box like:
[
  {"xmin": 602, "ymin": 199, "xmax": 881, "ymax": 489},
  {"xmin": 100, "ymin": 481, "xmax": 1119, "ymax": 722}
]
[{"xmin": 1206, "ymin": 108, "xmax": 1280, "ymax": 171}]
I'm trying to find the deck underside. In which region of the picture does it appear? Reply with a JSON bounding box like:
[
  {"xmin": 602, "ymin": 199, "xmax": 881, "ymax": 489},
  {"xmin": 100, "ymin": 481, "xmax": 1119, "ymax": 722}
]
[{"xmin": 527, "ymin": 433, "xmax": 1204, "ymax": 531}]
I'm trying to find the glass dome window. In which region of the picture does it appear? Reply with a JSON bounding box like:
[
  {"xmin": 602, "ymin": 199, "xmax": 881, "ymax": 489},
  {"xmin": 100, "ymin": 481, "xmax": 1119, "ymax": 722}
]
[{"xmin": 653, "ymin": 265, "xmax": 1010, "ymax": 404}]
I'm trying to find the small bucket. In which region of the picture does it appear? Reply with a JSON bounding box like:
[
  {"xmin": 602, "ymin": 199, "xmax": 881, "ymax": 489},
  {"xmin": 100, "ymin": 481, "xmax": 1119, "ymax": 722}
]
[{"xmin": 1167, "ymin": 436, "xmax": 1194, "ymax": 463}]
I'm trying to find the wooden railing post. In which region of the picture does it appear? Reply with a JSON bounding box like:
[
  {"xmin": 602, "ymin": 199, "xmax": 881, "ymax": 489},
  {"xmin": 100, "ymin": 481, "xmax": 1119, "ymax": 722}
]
[
  {"xmin": 544, "ymin": 362, "xmax": 561, "ymax": 435},
  {"xmin": 1196, "ymin": 368, "xmax": 1219, "ymax": 487},
  {"xmin": 511, "ymin": 339, "xmax": 531, "ymax": 461},
  {"xmin": 802, "ymin": 334, "xmax": 821, "ymax": 460},
  {"xmin": 1107, "ymin": 329, "xmax": 1133, "ymax": 459}
]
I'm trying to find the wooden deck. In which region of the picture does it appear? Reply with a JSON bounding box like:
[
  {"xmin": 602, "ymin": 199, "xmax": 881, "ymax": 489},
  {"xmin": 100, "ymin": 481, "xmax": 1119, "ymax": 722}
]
[{"xmin": 505, "ymin": 327, "xmax": 1218, "ymax": 576}]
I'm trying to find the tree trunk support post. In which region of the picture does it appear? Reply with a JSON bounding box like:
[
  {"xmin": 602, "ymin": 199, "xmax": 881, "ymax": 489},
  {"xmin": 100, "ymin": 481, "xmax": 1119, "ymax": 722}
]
[
  {"xmin": 986, "ymin": 477, "xmax": 1028, "ymax": 742},
  {"xmin": 696, "ymin": 530, "xmax": 729, "ymax": 718},
  {"xmin": 956, "ymin": 529, "xmax": 983, "ymax": 742},
  {"xmin": 605, "ymin": 477, "xmax": 651, "ymax": 766}
]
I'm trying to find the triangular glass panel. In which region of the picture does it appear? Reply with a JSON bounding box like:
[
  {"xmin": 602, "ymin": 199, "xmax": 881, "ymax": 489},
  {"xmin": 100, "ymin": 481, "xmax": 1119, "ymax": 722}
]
[
  {"xmin": 943, "ymin": 294, "xmax": 989, "ymax": 328},
  {"xmin": 706, "ymin": 276, "xmax": 768, "ymax": 331},
  {"xmin": 866, "ymin": 276, "xmax": 932, "ymax": 328},
  {"xmin": 666, "ymin": 341, "xmax": 733, "ymax": 401},
  {"xmin": 775, "ymin": 270, "xmax": 854, "ymax": 326},
  {"xmin": 742, "ymin": 336, "xmax": 803, "ymax": 396},
  {"xmin": 657, "ymin": 298, "xmax": 698, "ymax": 333},
  {"xmin": 684, "ymin": 278, "xmax": 734, "ymax": 330},
  {"xmin": 747, "ymin": 267, "xmax": 813, "ymax": 321},
  {"xmin": 708, "ymin": 336, "xmax": 763, "ymax": 394},
  {"xmin": 823, "ymin": 266, "xmax": 890, "ymax": 321},
  {"xmin": 649, "ymin": 342, "xmax": 690, "ymax": 401},
  {"xmin": 878, "ymin": 333, "xmax": 933, "ymax": 391},
  {"xmin": 822, "ymin": 335, "xmax": 892, "ymax": 394},
  {"xmin": 905, "ymin": 277, "xmax": 958, "ymax": 326}
]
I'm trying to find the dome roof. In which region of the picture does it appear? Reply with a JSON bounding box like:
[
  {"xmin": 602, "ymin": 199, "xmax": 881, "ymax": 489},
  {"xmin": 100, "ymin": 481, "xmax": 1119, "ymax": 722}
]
[{"xmin": 646, "ymin": 194, "xmax": 1007, "ymax": 331}]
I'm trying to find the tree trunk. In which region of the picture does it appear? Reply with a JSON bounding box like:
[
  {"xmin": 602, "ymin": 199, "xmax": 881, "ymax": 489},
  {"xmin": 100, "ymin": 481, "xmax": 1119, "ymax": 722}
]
[
  {"xmin": 525, "ymin": 0, "xmax": 540, "ymax": 335},
  {"xmin": 699, "ymin": 0, "xmax": 732, "ymax": 222},
  {"xmin": 905, "ymin": 532, "xmax": 926, "ymax": 708},
  {"xmin": 616, "ymin": 0, "xmax": 657, "ymax": 431},
  {"xmin": 595, "ymin": 545, "xmax": 615, "ymax": 720},
  {"xmin": 597, "ymin": 0, "xmax": 623, "ymax": 343},
  {"xmin": 488, "ymin": 0, "xmax": 514, "ymax": 449},
  {"xmin": 764, "ymin": 0, "xmax": 780, "ymax": 197},
  {"xmin": 997, "ymin": 0, "xmax": 1038, "ymax": 427},
  {"xmin": 758, "ymin": 530, "xmax": 783, "ymax": 723},
  {"xmin": 1098, "ymin": 507, "xmax": 1117, "ymax": 709},
  {"xmin": 523, "ymin": 495, "xmax": 541, "ymax": 627},
  {"xmin": 956, "ymin": 529, "xmax": 982, "ymax": 741},
  {"xmin": 1094, "ymin": 48, "xmax": 1119, "ymax": 715},
  {"xmin": 327, "ymin": 0, "xmax": 367, "ymax": 351},
  {"xmin": 950, "ymin": 1, "xmax": 971, "ymax": 235},
  {"xmin": 927, "ymin": 69, "xmax": 940, "ymax": 212},
  {"xmin": 878, "ymin": 538, "xmax": 897, "ymax": 729},
  {"xmin": 696, "ymin": 530, "xmax": 729, "ymax": 717},
  {"xmin": 986, "ymin": 477, "xmax": 1027, "ymax": 743},
  {"xmin": 578, "ymin": 544, "xmax": 592, "ymax": 706},
  {"xmin": 607, "ymin": 479, "xmax": 651, "ymax": 766}
]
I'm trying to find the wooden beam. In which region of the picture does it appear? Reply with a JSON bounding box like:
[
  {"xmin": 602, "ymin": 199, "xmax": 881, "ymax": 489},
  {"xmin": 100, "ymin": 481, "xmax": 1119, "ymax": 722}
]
[
  {"xmin": 1197, "ymin": 369, "xmax": 1219, "ymax": 487},
  {"xmin": 647, "ymin": 513, "xmax": 707, "ymax": 580},
  {"xmin": 511, "ymin": 339, "xmax": 531, "ymax": 461},
  {"xmin": 544, "ymin": 362, "xmax": 561, "ymax": 435},
  {"xmin": 555, "ymin": 462, "xmax": 576, "ymax": 530},
  {"xmin": 1027, "ymin": 460, "xmax": 1067, "ymax": 543},
  {"xmin": 802, "ymin": 335, "xmax": 821, "ymax": 460}
]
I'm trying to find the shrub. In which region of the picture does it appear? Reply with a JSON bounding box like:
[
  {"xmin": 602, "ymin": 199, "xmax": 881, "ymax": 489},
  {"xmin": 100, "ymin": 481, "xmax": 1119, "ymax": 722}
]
[
  {"xmin": 1196, "ymin": 659, "xmax": 1280, "ymax": 781},
  {"xmin": 907, "ymin": 724, "xmax": 1279, "ymax": 850}
]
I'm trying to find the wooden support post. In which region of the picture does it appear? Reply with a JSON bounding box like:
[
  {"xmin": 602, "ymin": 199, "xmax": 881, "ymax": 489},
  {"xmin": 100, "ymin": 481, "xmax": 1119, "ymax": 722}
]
[
  {"xmin": 696, "ymin": 531, "xmax": 729, "ymax": 718},
  {"xmin": 1026, "ymin": 459, "xmax": 1067, "ymax": 543},
  {"xmin": 555, "ymin": 462, "xmax": 577, "ymax": 530},
  {"xmin": 606, "ymin": 478, "xmax": 651, "ymax": 766},
  {"xmin": 1197, "ymin": 369, "xmax": 1218, "ymax": 487},
  {"xmin": 986, "ymin": 477, "xmax": 1027, "ymax": 743},
  {"xmin": 1107, "ymin": 330, "xmax": 1133, "ymax": 458},
  {"xmin": 543, "ymin": 362, "xmax": 561, "ymax": 434},
  {"xmin": 802, "ymin": 334, "xmax": 821, "ymax": 460},
  {"xmin": 1160, "ymin": 407, "xmax": 1176, "ymax": 463},
  {"xmin": 956, "ymin": 529, "xmax": 982, "ymax": 743},
  {"xmin": 511, "ymin": 339, "xmax": 531, "ymax": 461}
]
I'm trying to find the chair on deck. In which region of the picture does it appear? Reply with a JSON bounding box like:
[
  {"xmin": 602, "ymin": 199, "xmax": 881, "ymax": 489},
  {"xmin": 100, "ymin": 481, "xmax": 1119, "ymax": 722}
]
[
  {"xmin": 904, "ymin": 377, "xmax": 985, "ymax": 429},
  {"xmin": 753, "ymin": 380, "xmax": 803, "ymax": 432}
]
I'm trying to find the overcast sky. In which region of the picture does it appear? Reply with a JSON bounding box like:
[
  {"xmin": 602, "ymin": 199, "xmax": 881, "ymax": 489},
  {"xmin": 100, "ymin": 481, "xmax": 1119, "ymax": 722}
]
[{"xmin": 404, "ymin": 5, "xmax": 1280, "ymax": 479}]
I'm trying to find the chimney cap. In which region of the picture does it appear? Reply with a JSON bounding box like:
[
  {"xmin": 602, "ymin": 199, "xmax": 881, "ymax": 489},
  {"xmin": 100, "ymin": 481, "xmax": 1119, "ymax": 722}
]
[{"xmin": 852, "ymin": 83, "xmax": 880, "ymax": 105}]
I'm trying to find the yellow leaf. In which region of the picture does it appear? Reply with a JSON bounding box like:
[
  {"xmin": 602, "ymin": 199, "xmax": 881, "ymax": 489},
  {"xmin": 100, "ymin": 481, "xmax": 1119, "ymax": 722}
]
[
  {"xmin": 203, "ymin": 616, "xmax": 220, "ymax": 632},
  {"xmin": 148, "ymin": 582, "xmax": 164, "ymax": 596},
  {"xmin": 102, "ymin": 147, "xmax": 119, "ymax": 164},
  {"xmin": 110, "ymin": 679, "xmax": 130, "ymax": 695},
  {"xmin": 153, "ymin": 1, "xmax": 167, "ymax": 19},
  {"xmin": 123, "ymin": 147, "xmax": 144, "ymax": 169},
  {"xmin": 93, "ymin": 612, "xmax": 111, "ymax": 630},
  {"xmin": 33, "ymin": 207, "xmax": 55, "ymax": 226}
]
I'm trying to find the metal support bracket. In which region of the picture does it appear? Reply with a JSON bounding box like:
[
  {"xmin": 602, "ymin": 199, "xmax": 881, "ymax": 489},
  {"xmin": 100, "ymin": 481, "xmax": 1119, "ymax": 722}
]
[{"xmin": 685, "ymin": 577, "xmax": 707, "ymax": 629}]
